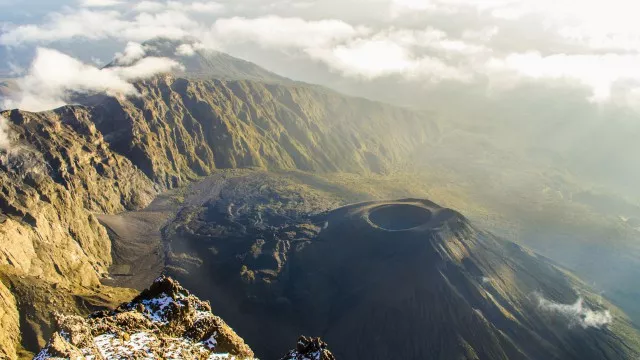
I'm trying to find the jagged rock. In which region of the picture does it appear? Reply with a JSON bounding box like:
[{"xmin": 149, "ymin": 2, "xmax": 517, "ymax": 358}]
[
  {"xmin": 280, "ymin": 336, "xmax": 336, "ymax": 360},
  {"xmin": 35, "ymin": 277, "xmax": 255, "ymax": 359},
  {"xmin": 41, "ymin": 333, "xmax": 84, "ymax": 359}
]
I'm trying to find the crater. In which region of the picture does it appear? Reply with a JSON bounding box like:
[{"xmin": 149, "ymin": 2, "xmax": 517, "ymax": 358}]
[{"xmin": 368, "ymin": 204, "xmax": 432, "ymax": 231}]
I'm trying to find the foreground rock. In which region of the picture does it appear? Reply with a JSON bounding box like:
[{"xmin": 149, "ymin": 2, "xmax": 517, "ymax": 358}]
[
  {"xmin": 279, "ymin": 336, "xmax": 335, "ymax": 360},
  {"xmin": 34, "ymin": 276, "xmax": 335, "ymax": 360},
  {"xmin": 34, "ymin": 277, "xmax": 254, "ymax": 359}
]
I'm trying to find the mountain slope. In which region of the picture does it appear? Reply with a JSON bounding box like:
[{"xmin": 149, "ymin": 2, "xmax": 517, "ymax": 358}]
[
  {"xmin": 297, "ymin": 200, "xmax": 638, "ymax": 359},
  {"xmin": 84, "ymin": 75, "xmax": 435, "ymax": 188}
]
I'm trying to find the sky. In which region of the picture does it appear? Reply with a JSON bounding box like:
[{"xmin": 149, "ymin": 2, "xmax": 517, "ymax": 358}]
[{"xmin": 1, "ymin": 0, "xmax": 640, "ymax": 109}]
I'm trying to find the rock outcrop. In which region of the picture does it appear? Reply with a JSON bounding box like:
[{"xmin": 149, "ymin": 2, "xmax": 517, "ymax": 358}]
[
  {"xmin": 0, "ymin": 107, "xmax": 155, "ymax": 284},
  {"xmin": 279, "ymin": 336, "xmax": 335, "ymax": 360},
  {"xmin": 0, "ymin": 280, "xmax": 19, "ymax": 360},
  {"xmin": 35, "ymin": 277, "xmax": 332, "ymax": 360}
]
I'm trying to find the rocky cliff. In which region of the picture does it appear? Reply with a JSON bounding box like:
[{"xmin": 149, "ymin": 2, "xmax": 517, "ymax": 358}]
[
  {"xmin": 0, "ymin": 107, "xmax": 155, "ymax": 358},
  {"xmin": 85, "ymin": 75, "xmax": 435, "ymax": 188}
]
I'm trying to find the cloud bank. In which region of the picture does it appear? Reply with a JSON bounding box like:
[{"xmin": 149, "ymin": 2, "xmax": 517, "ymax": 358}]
[
  {"xmin": 2, "ymin": 0, "xmax": 640, "ymax": 105},
  {"xmin": 80, "ymin": 0, "xmax": 124, "ymax": 7},
  {"xmin": 2, "ymin": 47, "xmax": 183, "ymax": 112},
  {"xmin": 535, "ymin": 293, "xmax": 612, "ymax": 329},
  {"xmin": 114, "ymin": 42, "xmax": 148, "ymax": 66}
]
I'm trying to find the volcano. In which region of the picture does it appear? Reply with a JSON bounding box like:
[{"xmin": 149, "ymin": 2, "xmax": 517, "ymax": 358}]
[
  {"xmin": 284, "ymin": 199, "xmax": 637, "ymax": 359},
  {"xmin": 164, "ymin": 195, "xmax": 640, "ymax": 360}
]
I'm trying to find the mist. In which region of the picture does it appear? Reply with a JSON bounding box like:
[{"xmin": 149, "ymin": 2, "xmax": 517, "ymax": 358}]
[{"xmin": 535, "ymin": 293, "xmax": 613, "ymax": 329}]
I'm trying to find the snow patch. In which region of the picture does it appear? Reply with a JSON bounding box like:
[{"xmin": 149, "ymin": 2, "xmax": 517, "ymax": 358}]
[{"xmin": 137, "ymin": 292, "xmax": 185, "ymax": 323}]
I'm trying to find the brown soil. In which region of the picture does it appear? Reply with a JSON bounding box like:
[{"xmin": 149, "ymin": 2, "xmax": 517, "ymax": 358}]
[{"xmin": 99, "ymin": 193, "xmax": 180, "ymax": 290}]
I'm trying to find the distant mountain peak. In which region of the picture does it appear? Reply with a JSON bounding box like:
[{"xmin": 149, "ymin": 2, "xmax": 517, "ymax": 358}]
[{"xmin": 109, "ymin": 37, "xmax": 291, "ymax": 84}]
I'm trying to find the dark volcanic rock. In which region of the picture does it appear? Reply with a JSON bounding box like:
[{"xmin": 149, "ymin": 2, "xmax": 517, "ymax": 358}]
[{"xmin": 280, "ymin": 336, "xmax": 336, "ymax": 360}]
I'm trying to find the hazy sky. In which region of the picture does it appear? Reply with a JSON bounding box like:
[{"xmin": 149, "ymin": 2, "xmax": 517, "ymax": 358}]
[{"xmin": 2, "ymin": 0, "xmax": 640, "ymax": 108}]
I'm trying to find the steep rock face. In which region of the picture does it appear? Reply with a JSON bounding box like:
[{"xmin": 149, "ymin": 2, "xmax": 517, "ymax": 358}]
[
  {"xmin": 0, "ymin": 107, "xmax": 155, "ymax": 286},
  {"xmin": 0, "ymin": 107, "xmax": 155, "ymax": 357},
  {"xmin": 3, "ymin": 107, "xmax": 156, "ymax": 213},
  {"xmin": 86, "ymin": 76, "xmax": 435, "ymax": 188}
]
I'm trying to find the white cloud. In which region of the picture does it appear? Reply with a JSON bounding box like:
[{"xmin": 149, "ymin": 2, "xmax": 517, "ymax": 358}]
[
  {"xmin": 4, "ymin": 0, "xmax": 640, "ymax": 106},
  {"xmin": 175, "ymin": 42, "xmax": 204, "ymax": 56},
  {"xmin": 487, "ymin": 52, "xmax": 640, "ymax": 102},
  {"xmin": 0, "ymin": 10, "xmax": 125, "ymax": 45},
  {"xmin": 462, "ymin": 27, "xmax": 499, "ymax": 42},
  {"xmin": 80, "ymin": 0, "xmax": 123, "ymax": 7},
  {"xmin": 2, "ymin": 48, "xmax": 183, "ymax": 112},
  {"xmin": 536, "ymin": 293, "xmax": 612, "ymax": 329},
  {"xmin": 134, "ymin": 1, "xmax": 225, "ymax": 14},
  {"xmin": 121, "ymin": 11, "xmax": 197, "ymax": 41},
  {"xmin": 309, "ymin": 38, "xmax": 470, "ymax": 81},
  {"xmin": 114, "ymin": 42, "xmax": 147, "ymax": 65},
  {"xmin": 114, "ymin": 56, "xmax": 184, "ymax": 79},
  {"xmin": 135, "ymin": 1, "xmax": 167, "ymax": 12},
  {"xmin": 211, "ymin": 16, "xmax": 369, "ymax": 50},
  {"xmin": 390, "ymin": 0, "xmax": 640, "ymax": 54},
  {"xmin": 0, "ymin": 9, "xmax": 198, "ymax": 45},
  {"xmin": 0, "ymin": 115, "xmax": 11, "ymax": 151},
  {"xmin": 183, "ymin": 1, "xmax": 225, "ymax": 14},
  {"xmin": 209, "ymin": 17, "xmax": 474, "ymax": 82},
  {"xmin": 310, "ymin": 39, "xmax": 416, "ymax": 78}
]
